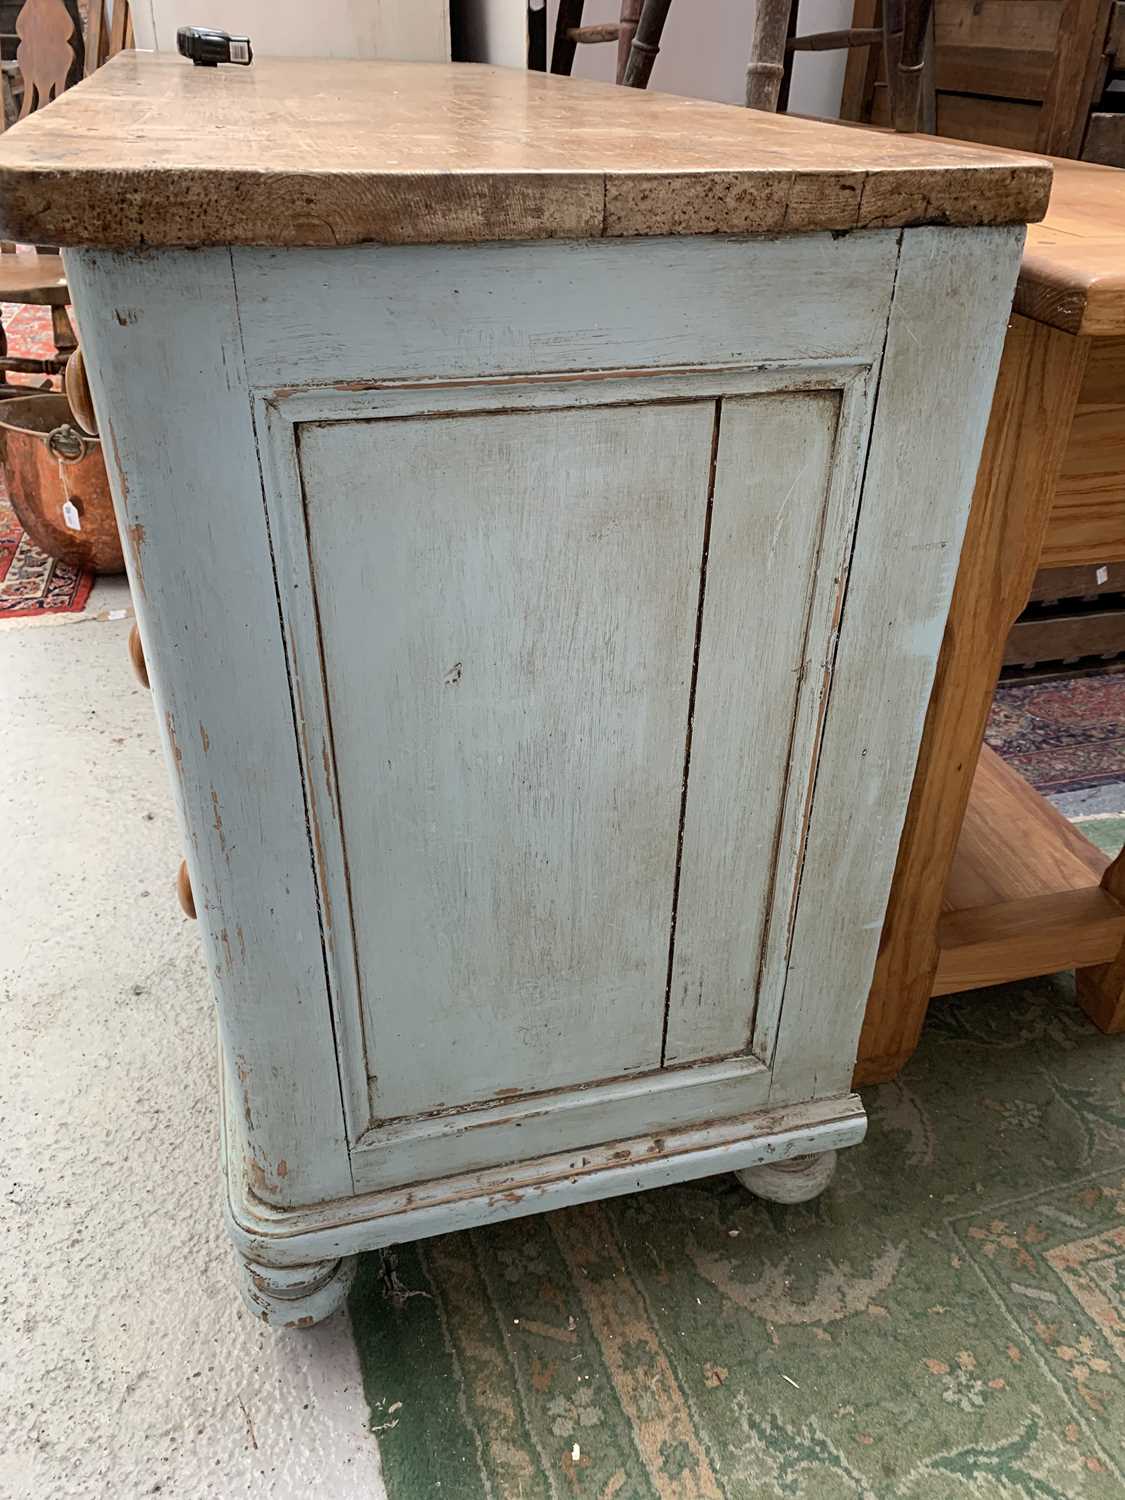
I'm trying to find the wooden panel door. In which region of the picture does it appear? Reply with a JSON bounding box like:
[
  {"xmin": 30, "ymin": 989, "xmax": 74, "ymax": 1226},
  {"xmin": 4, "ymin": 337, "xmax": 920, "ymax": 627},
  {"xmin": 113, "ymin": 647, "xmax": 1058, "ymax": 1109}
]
[
  {"xmin": 299, "ymin": 382, "xmax": 857, "ymax": 1125},
  {"xmin": 300, "ymin": 399, "xmax": 715, "ymax": 1120}
]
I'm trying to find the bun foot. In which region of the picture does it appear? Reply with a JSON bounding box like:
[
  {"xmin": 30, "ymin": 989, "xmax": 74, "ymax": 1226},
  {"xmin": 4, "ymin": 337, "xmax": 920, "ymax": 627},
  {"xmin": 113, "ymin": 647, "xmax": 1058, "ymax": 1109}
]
[
  {"xmin": 238, "ymin": 1254, "xmax": 357, "ymax": 1328},
  {"xmin": 736, "ymin": 1148, "xmax": 837, "ymax": 1204}
]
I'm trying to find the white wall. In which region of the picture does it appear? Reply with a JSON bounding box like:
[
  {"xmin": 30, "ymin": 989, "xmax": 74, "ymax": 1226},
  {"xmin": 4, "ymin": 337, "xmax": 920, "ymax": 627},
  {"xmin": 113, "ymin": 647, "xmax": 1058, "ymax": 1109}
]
[
  {"xmin": 543, "ymin": 1, "xmax": 851, "ymax": 118},
  {"xmin": 456, "ymin": 0, "xmax": 529, "ymax": 69},
  {"xmin": 132, "ymin": 2, "xmax": 848, "ymax": 117},
  {"xmin": 130, "ymin": 1, "xmax": 451, "ymax": 61}
]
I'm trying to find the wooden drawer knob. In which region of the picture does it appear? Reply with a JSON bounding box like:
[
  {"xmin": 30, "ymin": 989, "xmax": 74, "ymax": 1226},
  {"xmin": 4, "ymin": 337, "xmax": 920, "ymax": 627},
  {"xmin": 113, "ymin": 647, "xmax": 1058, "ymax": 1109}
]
[
  {"xmin": 127, "ymin": 623, "xmax": 149, "ymax": 688},
  {"xmin": 64, "ymin": 345, "xmax": 98, "ymax": 437},
  {"xmin": 177, "ymin": 859, "xmax": 196, "ymax": 919}
]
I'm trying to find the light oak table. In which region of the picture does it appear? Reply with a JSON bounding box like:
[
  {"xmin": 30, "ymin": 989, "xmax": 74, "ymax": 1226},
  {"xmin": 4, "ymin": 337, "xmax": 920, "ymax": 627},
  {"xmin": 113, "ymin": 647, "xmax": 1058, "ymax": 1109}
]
[
  {"xmin": 0, "ymin": 52, "xmax": 1048, "ymax": 1326},
  {"xmin": 858, "ymin": 154, "xmax": 1125, "ymax": 1085}
]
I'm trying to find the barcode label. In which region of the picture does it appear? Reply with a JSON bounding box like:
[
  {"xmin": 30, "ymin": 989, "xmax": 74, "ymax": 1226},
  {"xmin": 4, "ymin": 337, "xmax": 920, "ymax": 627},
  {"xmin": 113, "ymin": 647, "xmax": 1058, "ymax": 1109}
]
[{"xmin": 229, "ymin": 39, "xmax": 250, "ymax": 63}]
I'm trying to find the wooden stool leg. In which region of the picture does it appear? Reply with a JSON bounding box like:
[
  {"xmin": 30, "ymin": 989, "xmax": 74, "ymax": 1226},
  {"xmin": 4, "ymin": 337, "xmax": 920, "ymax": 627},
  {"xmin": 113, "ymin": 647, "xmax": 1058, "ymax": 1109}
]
[
  {"xmin": 1076, "ymin": 849, "xmax": 1125, "ymax": 1031},
  {"xmin": 854, "ymin": 317, "xmax": 1090, "ymax": 1085},
  {"xmin": 51, "ymin": 302, "xmax": 77, "ymax": 360}
]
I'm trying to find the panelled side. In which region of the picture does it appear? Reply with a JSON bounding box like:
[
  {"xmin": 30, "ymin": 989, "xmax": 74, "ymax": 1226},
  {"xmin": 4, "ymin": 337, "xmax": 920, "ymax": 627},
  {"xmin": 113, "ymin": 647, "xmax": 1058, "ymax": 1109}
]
[
  {"xmin": 298, "ymin": 399, "xmax": 716, "ymax": 1120},
  {"xmin": 768, "ymin": 225, "xmax": 1027, "ymax": 1106},
  {"xmin": 228, "ymin": 234, "xmax": 905, "ymax": 1195},
  {"xmin": 64, "ymin": 249, "xmax": 354, "ymax": 1209},
  {"xmin": 665, "ymin": 389, "xmax": 847, "ymax": 1066},
  {"xmin": 232, "ymin": 232, "xmax": 901, "ymax": 389}
]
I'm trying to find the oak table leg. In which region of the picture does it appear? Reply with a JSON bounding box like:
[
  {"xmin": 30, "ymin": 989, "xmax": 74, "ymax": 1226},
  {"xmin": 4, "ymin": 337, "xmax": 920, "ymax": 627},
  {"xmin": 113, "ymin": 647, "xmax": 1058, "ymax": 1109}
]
[
  {"xmin": 855, "ymin": 316, "xmax": 1090, "ymax": 1084},
  {"xmin": 1077, "ymin": 848, "xmax": 1125, "ymax": 1031}
]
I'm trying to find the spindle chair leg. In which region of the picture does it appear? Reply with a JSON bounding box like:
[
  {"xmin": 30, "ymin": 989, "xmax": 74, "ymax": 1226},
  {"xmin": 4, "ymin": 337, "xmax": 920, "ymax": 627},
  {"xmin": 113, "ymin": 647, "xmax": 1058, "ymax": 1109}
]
[
  {"xmin": 614, "ymin": 0, "xmax": 642, "ymax": 84},
  {"xmin": 746, "ymin": 0, "xmax": 796, "ymax": 110},
  {"xmin": 622, "ymin": 0, "xmax": 674, "ymax": 89}
]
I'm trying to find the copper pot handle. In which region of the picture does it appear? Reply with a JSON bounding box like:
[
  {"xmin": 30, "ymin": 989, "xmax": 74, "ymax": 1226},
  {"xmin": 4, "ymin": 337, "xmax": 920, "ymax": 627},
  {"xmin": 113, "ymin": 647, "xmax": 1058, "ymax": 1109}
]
[{"xmin": 47, "ymin": 423, "xmax": 95, "ymax": 463}]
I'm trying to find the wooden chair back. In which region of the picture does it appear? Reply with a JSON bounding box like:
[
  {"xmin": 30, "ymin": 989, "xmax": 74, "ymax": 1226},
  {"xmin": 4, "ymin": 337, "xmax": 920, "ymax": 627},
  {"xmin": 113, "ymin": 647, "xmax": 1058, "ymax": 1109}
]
[
  {"xmin": 86, "ymin": 0, "xmax": 133, "ymax": 78},
  {"xmin": 840, "ymin": 0, "xmax": 1118, "ymax": 160},
  {"xmin": 550, "ymin": 0, "xmax": 673, "ymax": 88},
  {"xmin": 3, "ymin": 0, "xmax": 131, "ymax": 127},
  {"xmin": 0, "ymin": 0, "xmax": 131, "ymax": 389},
  {"xmin": 749, "ymin": 0, "xmax": 935, "ymax": 130},
  {"xmin": 15, "ymin": 0, "xmax": 78, "ymax": 118}
]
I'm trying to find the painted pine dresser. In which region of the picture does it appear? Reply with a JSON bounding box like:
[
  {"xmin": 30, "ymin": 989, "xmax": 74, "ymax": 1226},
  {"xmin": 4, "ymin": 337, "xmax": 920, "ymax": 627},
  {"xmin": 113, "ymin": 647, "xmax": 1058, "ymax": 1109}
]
[{"xmin": 0, "ymin": 53, "xmax": 1050, "ymax": 1326}]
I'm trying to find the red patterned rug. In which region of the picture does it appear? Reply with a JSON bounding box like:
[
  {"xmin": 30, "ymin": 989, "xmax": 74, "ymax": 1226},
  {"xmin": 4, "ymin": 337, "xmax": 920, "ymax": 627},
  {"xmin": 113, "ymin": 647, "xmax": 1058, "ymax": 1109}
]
[
  {"xmin": 0, "ymin": 480, "xmax": 93, "ymax": 619},
  {"xmin": 987, "ymin": 667, "xmax": 1125, "ymax": 796},
  {"xmin": 0, "ymin": 301, "xmax": 93, "ymax": 619}
]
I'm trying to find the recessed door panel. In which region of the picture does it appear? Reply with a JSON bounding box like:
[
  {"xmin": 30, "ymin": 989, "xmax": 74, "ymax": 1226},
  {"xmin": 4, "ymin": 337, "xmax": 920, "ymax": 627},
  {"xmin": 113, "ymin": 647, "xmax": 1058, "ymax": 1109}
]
[
  {"xmin": 665, "ymin": 391, "xmax": 843, "ymax": 1066},
  {"xmin": 299, "ymin": 401, "xmax": 715, "ymax": 1120}
]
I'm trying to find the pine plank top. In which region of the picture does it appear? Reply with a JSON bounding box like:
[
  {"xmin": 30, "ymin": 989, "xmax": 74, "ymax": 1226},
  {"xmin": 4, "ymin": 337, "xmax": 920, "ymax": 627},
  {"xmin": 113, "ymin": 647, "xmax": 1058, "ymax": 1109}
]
[
  {"xmin": 1016, "ymin": 156, "xmax": 1125, "ymax": 338},
  {"xmin": 0, "ymin": 52, "xmax": 1050, "ymax": 249}
]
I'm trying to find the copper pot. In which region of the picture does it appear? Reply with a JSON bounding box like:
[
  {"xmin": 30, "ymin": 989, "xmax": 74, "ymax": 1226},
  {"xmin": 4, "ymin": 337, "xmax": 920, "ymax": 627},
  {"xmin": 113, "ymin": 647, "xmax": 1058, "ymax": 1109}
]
[{"xmin": 0, "ymin": 392, "xmax": 124, "ymax": 574}]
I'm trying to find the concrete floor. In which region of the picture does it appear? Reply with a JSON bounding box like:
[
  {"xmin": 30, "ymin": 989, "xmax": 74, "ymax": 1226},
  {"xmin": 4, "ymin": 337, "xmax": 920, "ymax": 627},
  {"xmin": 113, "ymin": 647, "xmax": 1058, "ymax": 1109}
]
[{"xmin": 1, "ymin": 590, "xmax": 385, "ymax": 1499}]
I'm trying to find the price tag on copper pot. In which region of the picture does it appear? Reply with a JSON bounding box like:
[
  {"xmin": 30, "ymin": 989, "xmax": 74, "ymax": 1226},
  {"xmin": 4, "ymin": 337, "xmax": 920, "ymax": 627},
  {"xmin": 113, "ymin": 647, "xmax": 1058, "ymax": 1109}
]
[{"xmin": 62, "ymin": 499, "xmax": 81, "ymax": 531}]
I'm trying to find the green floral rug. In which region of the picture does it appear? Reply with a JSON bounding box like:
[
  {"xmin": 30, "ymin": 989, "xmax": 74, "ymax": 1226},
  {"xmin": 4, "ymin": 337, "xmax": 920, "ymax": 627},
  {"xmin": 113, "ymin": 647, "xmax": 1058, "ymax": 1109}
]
[
  {"xmin": 1076, "ymin": 815, "xmax": 1125, "ymax": 860},
  {"xmin": 349, "ymin": 975, "xmax": 1125, "ymax": 1498}
]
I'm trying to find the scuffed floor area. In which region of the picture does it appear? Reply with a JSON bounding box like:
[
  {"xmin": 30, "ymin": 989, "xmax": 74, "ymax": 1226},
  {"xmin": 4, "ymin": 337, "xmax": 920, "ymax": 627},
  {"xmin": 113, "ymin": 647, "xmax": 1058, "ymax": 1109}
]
[{"xmin": 0, "ymin": 605, "xmax": 383, "ymax": 1499}]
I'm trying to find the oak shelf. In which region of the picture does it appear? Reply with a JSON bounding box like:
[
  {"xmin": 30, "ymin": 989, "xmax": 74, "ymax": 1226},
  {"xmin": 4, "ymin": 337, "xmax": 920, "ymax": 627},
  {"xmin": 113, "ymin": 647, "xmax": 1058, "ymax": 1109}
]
[{"xmin": 934, "ymin": 743, "xmax": 1125, "ymax": 996}]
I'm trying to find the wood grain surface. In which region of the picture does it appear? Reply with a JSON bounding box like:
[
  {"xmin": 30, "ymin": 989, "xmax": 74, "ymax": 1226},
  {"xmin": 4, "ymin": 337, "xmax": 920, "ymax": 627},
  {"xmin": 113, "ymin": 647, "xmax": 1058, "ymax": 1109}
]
[
  {"xmin": 0, "ymin": 52, "xmax": 1050, "ymax": 247},
  {"xmin": 931, "ymin": 0, "xmax": 1059, "ymax": 102},
  {"xmin": 944, "ymin": 743, "xmax": 1108, "ymax": 912},
  {"xmin": 936, "ymin": 887, "xmax": 1125, "ymax": 994},
  {"xmin": 869, "ymin": 86, "xmax": 1042, "ymax": 151},
  {"xmin": 1076, "ymin": 846, "xmax": 1125, "ymax": 1031},
  {"xmin": 1044, "ymin": 337, "xmax": 1125, "ymax": 565},
  {"xmin": 1004, "ymin": 607, "xmax": 1125, "ymax": 663},
  {"xmin": 1036, "ymin": 0, "xmax": 1112, "ymax": 157},
  {"xmin": 1083, "ymin": 113, "xmax": 1125, "ymax": 168},
  {"xmin": 934, "ymin": 744, "xmax": 1125, "ymax": 997},
  {"xmin": 0, "ymin": 248, "xmax": 68, "ymax": 305},
  {"xmin": 1017, "ymin": 156, "xmax": 1125, "ymax": 336}
]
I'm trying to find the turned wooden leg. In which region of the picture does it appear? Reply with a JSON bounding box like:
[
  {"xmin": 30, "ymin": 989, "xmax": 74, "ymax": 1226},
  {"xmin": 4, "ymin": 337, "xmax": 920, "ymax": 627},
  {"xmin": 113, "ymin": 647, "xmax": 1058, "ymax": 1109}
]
[
  {"xmin": 1076, "ymin": 846, "xmax": 1125, "ymax": 1033},
  {"xmin": 746, "ymin": 0, "xmax": 793, "ymax": 110},
  {"xmin": 855, "ymin": 319, "xmax": 1090, "ymax": 1084},
  {"xmin": 176, "ymin": 859, "xmax": 196, "ymax": 919},
  {"xmin": 65, "ymin": 346, "xmax": 99, "ymax": 437},
  {"xmin": 127, "ymin": 621, "xmax": 149, "ymax": 688},
  {"xmin": 620, "ymin": 0, "xmax": 674, "ymax": 88},
  {"xmin": 736, "ymin": 1149, "xmax": 837, "ymax": 1204},
  {"xmin": 238, "ymin": 1254, "xmax": 357, "ymax": 1329}
]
